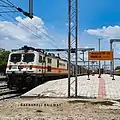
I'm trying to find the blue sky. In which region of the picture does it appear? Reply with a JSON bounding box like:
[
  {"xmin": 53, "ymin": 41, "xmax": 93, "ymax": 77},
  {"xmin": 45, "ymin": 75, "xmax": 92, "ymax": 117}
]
[
  {"xmin": 11, "ymin": 0, "xmax": 120, "ymax": 30},
  {"xmin": 1, "ymin": 0, "xmax": 120, "ymax": 67},
  {"xmin": 80, "ymin": 0, "xmax": 120, "ymax": 29}
]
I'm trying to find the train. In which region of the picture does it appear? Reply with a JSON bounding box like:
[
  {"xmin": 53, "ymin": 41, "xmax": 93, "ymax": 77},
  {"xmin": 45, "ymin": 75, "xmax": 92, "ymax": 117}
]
[{"xmin": 6, "ymin": 46, "xmax": 88, "ymax": 90}]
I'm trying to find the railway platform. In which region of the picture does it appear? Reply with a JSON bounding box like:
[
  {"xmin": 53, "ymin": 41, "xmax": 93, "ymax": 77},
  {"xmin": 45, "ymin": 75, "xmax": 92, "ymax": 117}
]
[{"xmin": 22, "ymin": 74, "xmax": 120, "ymax": 100}]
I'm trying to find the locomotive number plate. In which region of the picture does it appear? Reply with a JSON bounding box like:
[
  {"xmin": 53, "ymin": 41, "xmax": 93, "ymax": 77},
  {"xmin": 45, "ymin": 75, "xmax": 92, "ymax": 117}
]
[{"xmin": 12, "ymin": 65, "xmax": 17, "ymax": 69}]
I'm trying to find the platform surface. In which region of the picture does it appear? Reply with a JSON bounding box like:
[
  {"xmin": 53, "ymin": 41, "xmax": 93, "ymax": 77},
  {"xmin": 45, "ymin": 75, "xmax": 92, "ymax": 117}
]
[{"xmin": 22, "ymin": 74, "xmax": 120, "ymax": 99}]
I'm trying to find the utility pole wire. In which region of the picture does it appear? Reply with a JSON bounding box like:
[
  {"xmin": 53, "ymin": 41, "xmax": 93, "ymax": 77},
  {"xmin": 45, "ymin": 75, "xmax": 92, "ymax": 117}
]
[
  {"xmin": 0, "ymin": 1, "xmax": 63, "ymax": 49},
  {"xmin": 0, "ymin": 0, "xmax": 68, "ymax": 59}
]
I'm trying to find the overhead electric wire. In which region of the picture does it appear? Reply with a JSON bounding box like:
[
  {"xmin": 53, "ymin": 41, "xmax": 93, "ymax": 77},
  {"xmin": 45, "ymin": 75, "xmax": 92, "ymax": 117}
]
[
  {"xmin": 0, "ymin": 9, "xmax": 46, "ymax": 41},
  {"xmin": 0, "ymin": 0, "xmax": 14, "ymax": 7},
  {"xmin": 0, "ymin": 0, "xmax": 63, "ymax": 48},
  {"xmin": 0, "ymin": 13, "xmax": 40, "ymax": 48},
  {"xmin": 0, "ymin": 12, "xmax": 45, "ymax": 45},
  {"xmin": 6, "ymin": 0, "xmax": 16, "ymax": 7},
  {"xmin": 0, "ymin": 14, "xmax": 32, "ymax": 40},
  {"xmin": 0, "ymin": 10, "xmax": 18, "ymax": 13},
  {"xmin": 0, "ymin": 15, "xmax": 26, "ymax": 47},
  {"xmin": 0, "ymin": 5, "xmax": 12, "ymax": 7},
  {"xmin": 0, "ymin": 0, "xmax": 68, "ymax": 59},
  {"xmin": 0, "ymin": 4, "xmax": 60, "ymax": 48},
  {"xmin": 1, "ymin": 0, "xmax": 64, "ymax": 48},
  {"xmin": 5, "ymin": 5, "xmax": 61, "ymax": 48},
  {"xmin": 0, "ymin": 8, "xmax": 64, "ymax": 54},
  {"xmin": 0, "ymin": 0, "xmax": 68, "ymax": 53}
]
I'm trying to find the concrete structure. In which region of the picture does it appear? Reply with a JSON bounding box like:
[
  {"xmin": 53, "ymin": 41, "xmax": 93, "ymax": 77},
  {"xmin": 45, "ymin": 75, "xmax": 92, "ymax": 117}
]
[{"xmin": 22, "ymin": 74, "xmax": 120, "ymax": 99}]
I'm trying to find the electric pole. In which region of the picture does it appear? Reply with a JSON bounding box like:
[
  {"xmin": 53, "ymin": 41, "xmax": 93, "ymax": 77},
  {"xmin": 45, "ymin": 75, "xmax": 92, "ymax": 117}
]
[
  {"xmin": 68, "ymin": 0, "xmax": 78, "ymax": 97},
  {"xmin": 29, "ymin": 0, "xmax": 33, "ymax": 18},
  {"xmin": 98, "ymin": 39, "xmax": 101, "ymax": 78}
]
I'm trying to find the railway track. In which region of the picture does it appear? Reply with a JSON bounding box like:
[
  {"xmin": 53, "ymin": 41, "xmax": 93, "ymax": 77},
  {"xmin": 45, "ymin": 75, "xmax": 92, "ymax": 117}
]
[
  {"xmin": 0, "ymin": 81, "xmax": 26, "ymax": 101},
  {"xmin": 0, "ymin": 88, "xmax": 27, "ymax": 101},
  {"xmin": 0, "ymin": 76, "xmax": 7, "ymax": 81},
  {"xmin": 0, "ymin": 81, "xmax": 8, "ymax": 92},
  {"xmin": 0, "ymin": 90, "xmax": 21, "ymax": 100},
  {"xmin": 0, "ymin": 84, "xmax": 7, "ymax": 89}
]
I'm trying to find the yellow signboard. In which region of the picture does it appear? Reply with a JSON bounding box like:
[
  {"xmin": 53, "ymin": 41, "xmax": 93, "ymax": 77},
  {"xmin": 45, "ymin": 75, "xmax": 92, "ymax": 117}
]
[{"xmin": 88, "ymin": 51, "xmax": 113, "ymax": 60}]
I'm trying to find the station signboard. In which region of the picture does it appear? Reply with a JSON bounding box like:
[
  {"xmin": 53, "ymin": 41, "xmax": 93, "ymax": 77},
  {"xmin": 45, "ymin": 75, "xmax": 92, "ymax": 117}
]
[{"xmin": 88, "ymin": 51, "xmax": 113, "ymax": 60}]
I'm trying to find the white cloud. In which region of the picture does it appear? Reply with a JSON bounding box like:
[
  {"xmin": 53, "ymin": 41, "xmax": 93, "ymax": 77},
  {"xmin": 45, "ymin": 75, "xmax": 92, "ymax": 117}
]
[
  {"xmin": 0, "ymin": 16, "xmax": 63, "ymax": 50},
  {"xmin": 86, "ymin": 25, "xmax": 120, "ymax": 39},
  {"xmin": 16, "ymin": 16, "xmax": 47, "ymax": 35},
  {"xmin": 0, "ymin": 15, "xmax": 69, "ymax": 52},
  {"xmin": 85, "ymin": 26, "xmax": 120, "ymax": 67},
  {"xmin": 84, "ymin": 46, "xmax": 89, "ymax": 48},
  {"xmin": 0, "ymin": 16, "xmax": 46, "ymax": 46}
]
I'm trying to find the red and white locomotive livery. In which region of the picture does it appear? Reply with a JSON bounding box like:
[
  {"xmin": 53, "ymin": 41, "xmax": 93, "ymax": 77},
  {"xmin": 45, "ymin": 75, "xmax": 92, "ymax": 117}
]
[
  {"xmin": 6, "ymin": 46, "xmax": 88, "ymax": 90},
  {"xmin": 6, "ymin": 46, "xmax": 70, "ymax": 90}
]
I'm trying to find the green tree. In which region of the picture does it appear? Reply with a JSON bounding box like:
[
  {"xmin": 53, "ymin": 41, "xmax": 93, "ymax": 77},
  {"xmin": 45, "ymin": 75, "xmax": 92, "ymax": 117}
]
[
  {"xmin": 0, "ymin": 49, "xmax": 10, "ymax": 73},
  {"xmin": 115, "ymin": 66, "xmax": 120, "ymax": 70}
]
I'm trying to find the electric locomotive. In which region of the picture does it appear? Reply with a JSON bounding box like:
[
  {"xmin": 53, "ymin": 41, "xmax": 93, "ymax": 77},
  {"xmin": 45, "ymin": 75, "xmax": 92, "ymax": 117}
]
[
  {"xmin": 6, "ymin": 46, "xmax": 88, "ymax": 90},
  {"xmin": 6, "ymin": 46, "xmax": 70, "ymax": 90}
]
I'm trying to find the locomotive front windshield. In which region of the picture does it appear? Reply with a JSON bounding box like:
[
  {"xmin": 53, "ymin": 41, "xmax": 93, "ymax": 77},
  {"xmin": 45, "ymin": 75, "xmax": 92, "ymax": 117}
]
[
  {"xmin": 23, "ymin": 53, "xmax": 34, "ymax": 62},
  {"xmin": 10, "ymin": 54, "xmax": 21, "ymax": 62}
]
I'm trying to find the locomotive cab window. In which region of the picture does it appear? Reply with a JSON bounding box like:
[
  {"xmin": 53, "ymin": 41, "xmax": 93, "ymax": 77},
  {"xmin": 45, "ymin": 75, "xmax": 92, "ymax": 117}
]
[
  {"xmin": 10, "ymin": 54, "xmax": 21, "ymax": 62},
  {"xmin": 47, "ymin": 58, "xmax": 52, "ymax": 64},
  {"xmin": 39, "ymin": 56, "xmax": 42, "ymax": 63},
  {"xmin": 23, "ymin": 53, "xmax": 34, "ymax": 62}
]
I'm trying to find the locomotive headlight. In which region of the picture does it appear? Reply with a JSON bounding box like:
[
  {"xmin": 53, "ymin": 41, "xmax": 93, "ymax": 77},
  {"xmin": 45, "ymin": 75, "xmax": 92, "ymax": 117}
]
[{"xmin": 29, "ymin": 65, "xmax": 33, "ymax": 69}]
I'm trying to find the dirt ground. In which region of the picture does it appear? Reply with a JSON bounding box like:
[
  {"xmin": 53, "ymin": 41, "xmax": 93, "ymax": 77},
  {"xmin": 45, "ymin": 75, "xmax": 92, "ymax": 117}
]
[{"xmin": 0, "ymin": 98, "xmax": 120, "ymax": 120}]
